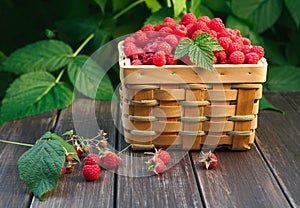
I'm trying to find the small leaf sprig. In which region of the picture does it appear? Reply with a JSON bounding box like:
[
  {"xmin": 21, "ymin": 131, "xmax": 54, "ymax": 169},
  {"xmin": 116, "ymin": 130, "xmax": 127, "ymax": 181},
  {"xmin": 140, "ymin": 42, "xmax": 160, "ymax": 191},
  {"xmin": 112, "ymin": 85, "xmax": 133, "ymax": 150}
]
[{"xmin": 174, "ymin": 32, "xmax": 223, "ymax": 71}]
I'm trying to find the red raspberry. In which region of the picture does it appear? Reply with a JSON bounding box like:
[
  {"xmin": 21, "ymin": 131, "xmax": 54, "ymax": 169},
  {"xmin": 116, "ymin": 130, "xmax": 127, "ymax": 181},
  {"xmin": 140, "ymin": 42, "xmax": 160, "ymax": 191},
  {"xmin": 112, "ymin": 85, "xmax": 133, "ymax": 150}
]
[
  {"xmin": 157, "ymin": 42, "xmax": 172, "ymax": 54},
  {"xmin": 154, "ymin": 24, "xmax": 162, "ymax": 31},
  {"xmin": 229, "ymin": 51, "xmax": 245, "ymax": 64},
  {"xmin": 194, "ymin": 21, "xmax": 210, "ymax": 32},
  {"xmin": 60, "ymin": 166, "xmax": 65, "ymax": 177},
  {"xmin": 207, "ymin": 30, "xmax": 218, "ymax": 39},
  {"xmin": 73, "ymin": 144, "xmax": 84, "ymax": 158},
  {"xmin": 242, "ymin": 37, "xmax": 251, "ymax": 46},
  {"xmin": 227, "ymin": 41, "xmax": 244, "ymax": 54},
  {"xmin": 142, "ymin": 24, "xmax": 155, "ymax": 32},
  {"xmin": 166, "ymin": 54, "xmax": 179, "ymax": 65},
  {"xmin": 164, "ymin": 34, "xmax": 178, "ymax": 48},
  {"xmin": 197, "ymin": 16, "xmax": 211, "ymax": 24},
  {"xmin": 153, "ymin": 51, "xmax": 166, "ymax": 66},
  {"xmin": 250, "ymin": 46, "xmax": 264, "ymax": 59},
  {"xmin": 84, "ymin": 153, "xmax": 100, "ymax": 165},
  {"xmin": 209, "ymin": 18, "xmax": 225, "ymax": 32},
  {"xmin": 242, "ymin": 45, "xmax": 252, "ymax": 54},
  {"xmin": 147, "ymin": 157, "xmax": 165, "ymax": 174},
  {"xmin": 218, "ymin": 37, "xmax": 232, "ymax": 51},
  {"xmin": 213, "ymin": 56, "xmax": 217, "ymax": 64},
  {"xmin": 143, "ymin": 42, "xmax": 158, "ymax": 53},
  {"xmin": 101, "ymin": 152, "xmax": 121, "ymax": 169},
  {"xmin": 173, "ymin": 24, "xmax": 187, "ymax": 37},
  {"xmin": 133, "ymin": 30, "xmax": 148, "ymax": 47},
  {"xmin": 123, "ymin": 42, "xmax": 143, "ymax": 57},
  {"xmin": 141, "ymin": 53, "xmax": 154, "ymax": 65},
  {"xmin": 199, "ymin": 151, "xmax": 218, "ymax": 169},
  {"xmin": 131, "ymin": 59, "xmax": 142, "ymax": 65},
  {"xmin": 214, "ymin": 50, "xmax": 227, "ymax": 63},
  {"xmin": 162, "ymin": 17, "xmax": 177, "ymax": 28},
  {"xmin": 159, "ymin": 26, "xmax": 173, "ymax": 34},
  {"xmin": 124, "ymin": 36, "xmax": 135, "ymax": 45},
  {"xmin": 157, "ymin": 149, "xmax": 170, "ymax": 164},
  {"xmin": 179, "ymin": 13, "xmax": 197, "ymax": 26},
  {"xmin": 82, "ymin": 164, "xmax": 100, "ymax": 181},
  {"xmin": 245, "ymin": 52, "xmax": 260, "ymax": 64}
]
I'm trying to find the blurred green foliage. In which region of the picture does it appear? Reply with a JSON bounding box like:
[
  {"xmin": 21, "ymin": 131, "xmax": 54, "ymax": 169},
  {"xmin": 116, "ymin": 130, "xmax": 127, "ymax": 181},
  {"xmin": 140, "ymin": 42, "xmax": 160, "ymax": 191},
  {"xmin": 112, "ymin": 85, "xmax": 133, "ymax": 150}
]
[{"xmin": 0, "ymin": 0, "xmax": 299, "ymax": 123}]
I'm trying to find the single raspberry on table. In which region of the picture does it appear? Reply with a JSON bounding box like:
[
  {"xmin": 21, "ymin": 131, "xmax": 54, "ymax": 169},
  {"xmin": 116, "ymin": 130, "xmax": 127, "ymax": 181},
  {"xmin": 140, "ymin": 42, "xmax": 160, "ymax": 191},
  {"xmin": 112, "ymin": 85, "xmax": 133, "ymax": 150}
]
[
  {"xmin": 199, "ymin": 151, "xmax": 218, "ymax": 169},
  {"xmin": 157, "ymin": 149, "xmax": 171, "ymax": 164},
  {"xmin": 82, "ymin": 164, "xmax": 100, "ymax": 181},
  {"xmin": 101, "ymin": 152, "xmax": 121, "ymax": 169},
  {"xmin": 245, "ymin": 52, "xmax": 260, "ymax": 64},
  {"xmin": 147, "ymin": 157, "xmax": 165, "ymax": 175},
  {"xmin": 179, "ymin": 13, "xmax": 197, "ymax": 26},
  {"xmin": 153, "ymin": 51, "xmax": 166, "ymax": 66},
  {"xmin": 229, "ymin": 51, "xmax": 245, "ymax": 64},
  {"xmin": 84, "ymin": 153, "xmax": 100, "ymax": 165},
  {"xmin": 250, "ymin": 46, "xmax": 264, "ymax": 59}
]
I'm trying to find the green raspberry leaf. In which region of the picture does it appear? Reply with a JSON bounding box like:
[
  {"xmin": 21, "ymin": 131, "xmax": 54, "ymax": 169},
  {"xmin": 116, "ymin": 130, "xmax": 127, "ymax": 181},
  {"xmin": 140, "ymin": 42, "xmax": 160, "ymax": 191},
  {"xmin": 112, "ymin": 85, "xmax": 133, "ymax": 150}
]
[
  {"xmin": 194, "ymin": 32, "xmax": 223, "ymax": 51},
  {"xmin": 18, "ymin": 140, "xmax": 65, "ymax": 200},
  {"xmin": 67, "ymin": 55, "xmax": 114, "ymax": 100},
  {"xmin": 174, "ymin": 38, "xmax": 194, "ymax": 60},
  {"xmin": 175, "ymin": 33, "xmax": 223, "ymax": 71},
  {"xmin": 40, "ymin": 131, "xmax": 80, "ymax": 162},
  {"xmin": 2, "ymin": 40, "xmax": 73, "ymax": 75},
  {"xmin": 0, "ymin": 71, "xmax": 73, "ymax": 126},
  {"xmin": 188, "ymin": 44, "xmax": 214, "ymax": 72}
]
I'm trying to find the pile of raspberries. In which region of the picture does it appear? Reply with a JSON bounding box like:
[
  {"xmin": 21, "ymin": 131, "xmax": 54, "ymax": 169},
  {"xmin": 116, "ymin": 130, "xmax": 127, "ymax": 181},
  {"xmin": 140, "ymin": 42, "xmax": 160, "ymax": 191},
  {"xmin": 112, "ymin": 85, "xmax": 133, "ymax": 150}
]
[{"xmin": 123, "ymin": 13, "xmax": 264, "ymax": 66}]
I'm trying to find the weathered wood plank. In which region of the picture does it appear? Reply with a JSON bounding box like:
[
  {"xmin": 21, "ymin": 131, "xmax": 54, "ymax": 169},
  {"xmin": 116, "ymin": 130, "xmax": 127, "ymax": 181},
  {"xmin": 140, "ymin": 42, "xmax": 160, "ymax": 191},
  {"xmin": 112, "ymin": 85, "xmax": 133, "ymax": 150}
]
[
  {"xmin": 256, "ymin": 92, "xmax": 300, "ymax": 207},
  {"xmin": 30, "ymin": 99, "xmax": 118, "ymax": 207},
  {"xmin": 191, "ymin": 146, "xmax": 291, "ymax": 208},
  {"xmin": 0, "ymin": 111, "xmax": 58, "ymax": 208},
  {"xmin": 116, "ymin": 116, "xmax": 204, "ymax": 208}
]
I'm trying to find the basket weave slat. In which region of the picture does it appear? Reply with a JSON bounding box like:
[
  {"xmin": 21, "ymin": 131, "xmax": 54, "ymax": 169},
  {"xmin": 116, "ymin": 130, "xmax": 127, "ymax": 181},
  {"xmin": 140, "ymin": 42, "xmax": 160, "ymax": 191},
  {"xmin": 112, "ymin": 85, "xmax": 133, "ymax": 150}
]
[{"xmin": 119, "ymin": 41, "xmax": 267, "ymax": 150}]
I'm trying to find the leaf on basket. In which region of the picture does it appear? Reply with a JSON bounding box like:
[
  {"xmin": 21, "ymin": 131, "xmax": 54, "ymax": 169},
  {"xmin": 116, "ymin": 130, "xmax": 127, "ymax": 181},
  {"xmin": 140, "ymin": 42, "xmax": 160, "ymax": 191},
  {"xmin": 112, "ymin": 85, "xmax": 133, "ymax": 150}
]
[{"xmin": 174, "ymin": 32, "xmax": 223, "ymax": 71}]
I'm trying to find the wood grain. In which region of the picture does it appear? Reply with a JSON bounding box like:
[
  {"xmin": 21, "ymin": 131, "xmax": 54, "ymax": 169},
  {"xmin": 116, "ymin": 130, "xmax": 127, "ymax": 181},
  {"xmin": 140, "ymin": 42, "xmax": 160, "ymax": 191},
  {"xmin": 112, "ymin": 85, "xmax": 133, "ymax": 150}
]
[
  {"xmin": 256, "ymin": 92, "xmax": 300, "ymax": 207},
  {"xmin": 0, "ymin": 111, "xmax": 57, "ymax": 208},
  {"xmin": 191, "ymin": 146, "xmax": 291, "ymax": 208},
  {"xmin": 30, "ymin": 99, "xmax": 118, "ymax": 207}
]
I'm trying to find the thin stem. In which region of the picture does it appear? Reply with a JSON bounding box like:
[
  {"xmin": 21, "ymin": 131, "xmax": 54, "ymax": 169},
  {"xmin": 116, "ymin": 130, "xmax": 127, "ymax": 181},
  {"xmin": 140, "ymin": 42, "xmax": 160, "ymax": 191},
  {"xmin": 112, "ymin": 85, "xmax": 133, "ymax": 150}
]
[
  {"xmin": 0, "ymin": 139, "xmax": 33, "ymax": 147},
  {"xmin": 55, "ymin": 68, "xmax": 65, "ymax": 83},
  {"xmin": 118, "ymin": 144, "xmax": 133, "ymax": 155},
  {"xmin": 73, "ymin": 33, "xmax": 95, "ymax": 57},
  {"xmin": 113, "ymin": 0, "xmax": 145, "ymax": 20}
]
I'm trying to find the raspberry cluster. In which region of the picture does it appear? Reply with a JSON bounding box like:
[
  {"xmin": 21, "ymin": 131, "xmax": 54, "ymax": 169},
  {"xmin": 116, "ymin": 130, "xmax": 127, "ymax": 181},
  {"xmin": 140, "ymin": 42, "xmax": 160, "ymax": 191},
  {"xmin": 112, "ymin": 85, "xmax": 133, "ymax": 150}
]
[{"xmin": 123, "ymin": 13, "xmax": 264, "ymax": 66}]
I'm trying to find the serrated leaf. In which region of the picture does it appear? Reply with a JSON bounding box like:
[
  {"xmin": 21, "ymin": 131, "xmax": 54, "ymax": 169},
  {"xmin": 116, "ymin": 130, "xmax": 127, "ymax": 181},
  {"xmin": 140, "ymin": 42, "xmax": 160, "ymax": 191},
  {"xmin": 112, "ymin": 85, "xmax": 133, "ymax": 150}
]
[
  {"xmin": 284, "ymin": 0, "xmax": 300, "ymax": 27},
  {"xmin": 231, "ymin": 0, "xmax": 282, "ymax": 33},
  {"xmin": 174, "ymin": 38, "xmax": 194, "ymax": 60},
  {"xmin": 188, "ymin": 44, "xmax": 214, "ymax": 71},
  {"xmin": 172, "ymin": 0, "xmax": 187, "ymax": 17},
  {"xmin": 0, "ymin": 71, "xmax": 73, "ymax": 125},
  {"xmin": 18, "ymin": 140, "xmax": 65, "ymax": 200},
  {"xmin": 265, "ymin": 65, "xmax": 300, "ymax": 91},
  {"xmin": 40, "ymin": 132, "xmax": 80, "ymax": 162},
  {"xmin": 194, "ymin": 32, "xmax": 223, "ymax": 51},
  {"xmin": 145, "ymin": 0, "xmax": 162, "ymax": 13},
  {"xmin": 2, "ymin": 40, "xmax": 73, "ymax": 75},
  {"xmin": 67, "ymin": 55, "xmax": 114, "ymax": 100}
]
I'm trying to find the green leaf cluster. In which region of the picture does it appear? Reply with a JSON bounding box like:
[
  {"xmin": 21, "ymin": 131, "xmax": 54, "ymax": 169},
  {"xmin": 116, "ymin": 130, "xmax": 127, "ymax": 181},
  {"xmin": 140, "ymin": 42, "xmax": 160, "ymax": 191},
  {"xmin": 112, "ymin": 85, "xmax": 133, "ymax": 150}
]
[
  {"xmin": 174, "ymin": 33, "xmax": 223, "ymax": 71},
  {"xmin": 17, "ymin": 131, "xmax": 78, "ymax": 200}
]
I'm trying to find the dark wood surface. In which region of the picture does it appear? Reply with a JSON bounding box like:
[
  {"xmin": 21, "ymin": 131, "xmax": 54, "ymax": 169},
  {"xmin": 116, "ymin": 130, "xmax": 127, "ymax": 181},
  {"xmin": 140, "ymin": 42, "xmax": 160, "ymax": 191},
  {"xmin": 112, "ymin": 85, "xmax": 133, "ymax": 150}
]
[{"xmin": 0, "ymin": 92, "xmax": 299, "ymax": 208}]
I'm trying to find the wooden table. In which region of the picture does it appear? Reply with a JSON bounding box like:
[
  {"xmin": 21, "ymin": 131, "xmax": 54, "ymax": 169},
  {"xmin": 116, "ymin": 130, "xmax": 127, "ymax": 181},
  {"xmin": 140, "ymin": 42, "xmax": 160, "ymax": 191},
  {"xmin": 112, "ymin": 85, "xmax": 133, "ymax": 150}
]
[{"xmin": 0, "ymin": 92, "xmax": 299, "ymax": 208}]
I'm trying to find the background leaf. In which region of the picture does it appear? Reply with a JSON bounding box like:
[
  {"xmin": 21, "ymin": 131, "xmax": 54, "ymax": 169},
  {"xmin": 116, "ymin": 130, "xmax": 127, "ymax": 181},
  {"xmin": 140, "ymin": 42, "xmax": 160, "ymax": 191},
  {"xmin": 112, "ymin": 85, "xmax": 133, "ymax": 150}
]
[
  {"xmin": 144, "ymin": 7, "xmax": 174, "ymax": 25},
  {"xmin": 172, "ymin": 0, "xmax": 187, "ymax": 17},
  {"xmin": 259, "ymin": 95, "xmax": 284, "ymax": 113},
  {"xmin": 2, "ymin": 40, "xmax": 73, "ymax": 75},
  {"xmin": 0, "ymin": 71, "xmax": 73, "ymax": 125},
  {"xmin": 145, "ymin": 0, "xmax": 162, "ymax": 13},
  {"xmin": 190, "ymin": 3, "xmax": 213, "ymax": 18},
  {"xmin": 265, "ymin": 65, "xmax": 300, "ymax": 91},
  {"xmin": 284, "ymin": 0, "xmax": 300, "ymax": 27},
  {"xmin": 18, "ymin": 140, "xmax": 65, "ymax": 200},
  {"xmin": 67, "ymin": 55, "xmax": 114, "ymax": 100},
  {"xmin": 226, "ymin": 15, "xmax": 251, "ymax": 37},
  {"xmin": 94, "ymin": 0, "xmax": 107, "ymax": 14},
  {"xmin": 231, "ymin": 0, "xmax": 283, "ymax": 33}
]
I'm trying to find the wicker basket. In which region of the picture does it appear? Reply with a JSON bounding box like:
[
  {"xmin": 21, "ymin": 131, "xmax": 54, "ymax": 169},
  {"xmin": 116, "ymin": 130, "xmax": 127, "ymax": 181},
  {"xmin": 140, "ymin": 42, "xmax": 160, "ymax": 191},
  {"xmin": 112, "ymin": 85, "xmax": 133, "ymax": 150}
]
[{"xmin": 118, "ymin": 41, "xmax": 268, "ymax": 150}]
